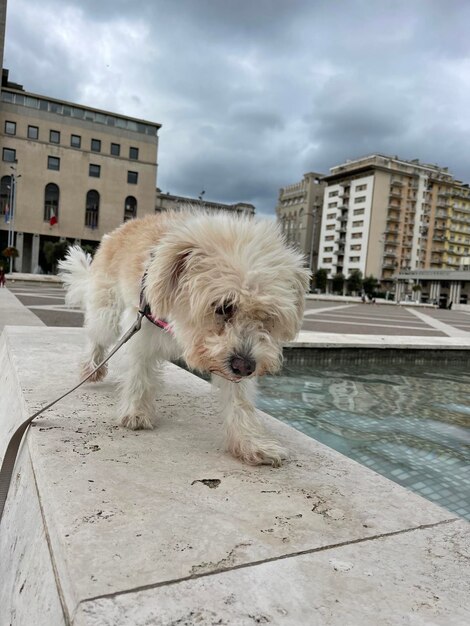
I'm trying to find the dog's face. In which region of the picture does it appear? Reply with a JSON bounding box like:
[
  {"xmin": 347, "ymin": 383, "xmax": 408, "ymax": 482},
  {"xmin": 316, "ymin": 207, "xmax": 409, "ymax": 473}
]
[{"xmin": 145, "ymin": 214, "xmax": 309, "ymax": 381}]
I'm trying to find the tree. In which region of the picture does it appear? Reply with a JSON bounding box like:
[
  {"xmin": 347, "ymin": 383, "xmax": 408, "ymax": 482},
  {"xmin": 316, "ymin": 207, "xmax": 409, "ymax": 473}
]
[
  {"xmin": 2, "ymin": 246, "xmax": 19, "ymax": 272},
  {"xmin": 363, "ymin": 275, "xmax": 379, "ymax": 297},
  {"xmin": 412, "ymin": 282, "xmax": 422, "ymax": 302},
  {"xmin": 81, "ymin": 243, "xmax": 97, "ymax": 258},
  {"xmin": 43, "ymin": 240, "xmax": 70, "ymax": 274},
  {"xmin": 347, "ymin": 269, "xmax": 363, "ymax": 294},
  {"xmin": 332, "ymin": 272, "xmax": 345, "ymax": 294},
  {"xmin": 314, "ymin": 268, "xmax": 328, "ymax": 292},
  {"xmin": 2, "ymin": 246, "xmax": 19, "ymax": 258}
]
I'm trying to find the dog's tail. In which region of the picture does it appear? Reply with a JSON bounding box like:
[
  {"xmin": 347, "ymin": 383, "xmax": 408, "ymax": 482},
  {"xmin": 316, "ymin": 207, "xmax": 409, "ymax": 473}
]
[{"xmin": 58, "ymin": 245, "xmax": 92, "ymax": 308}]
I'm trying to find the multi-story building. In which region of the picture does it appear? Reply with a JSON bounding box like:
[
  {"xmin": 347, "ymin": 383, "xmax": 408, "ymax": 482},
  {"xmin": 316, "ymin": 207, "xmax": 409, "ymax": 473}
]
[
  {"xmin": 318, "ymin": 154, "xmax": 470, "ymax": 290},
  {"xmin": 0, "ymin": 77, "xmax": 161, "ymax": 272},
  {"xmin": 275, "ymin": 172, "xmax": 325, "ymax": 270},
  {"xmin": 156, "ymin": 191, "xmax": 255, "ymax": 217}
]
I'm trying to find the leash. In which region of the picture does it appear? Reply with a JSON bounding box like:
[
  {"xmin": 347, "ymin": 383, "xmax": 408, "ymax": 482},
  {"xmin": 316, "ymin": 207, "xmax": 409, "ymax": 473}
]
[{"xmin": 0, "ymin": 311, "xmax": 146, "ymax": 524}]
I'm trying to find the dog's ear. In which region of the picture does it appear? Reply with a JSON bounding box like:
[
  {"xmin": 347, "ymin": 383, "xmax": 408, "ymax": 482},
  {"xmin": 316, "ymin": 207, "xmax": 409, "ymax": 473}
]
[
  {"xmin": 279, "ymin": 264, "xmax": 311, "ymax": 341},
  {"xmin": 144, "ymin": 240, "xmax": 193, "ymax": 317}
]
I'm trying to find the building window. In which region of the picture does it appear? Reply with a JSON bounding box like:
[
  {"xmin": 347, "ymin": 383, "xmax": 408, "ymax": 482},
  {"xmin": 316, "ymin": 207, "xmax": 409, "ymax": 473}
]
[
  {"xmin": 48, "ymin": 156, "xmax": 60, "ymax": 171},
  {"xmin": 349, "ymin": 256, "xmax": 360, "ymax": 262},
  {"xmin": 71, "ymin": 134, "xmax": 81, "ymax": 148},
  {"xmin": 85, "ymin": 190, "xmax": 100, "ymax": 229},
  {"xmin": 354, "ymin": 196, "xmax": 366, "ymax": 203},
  {"xmin": 111, "ymin": 143, "xmax": 120, "ymax": 156},
  {"xmin": 326, "ymin": 224, "xmax": 335, "ymax": 230},
  {"xmin": 91, "ymin": 138, "xmax": 101, "ymax": 152},
  {"xmin": 28, "ymin": 125, "xmax": 39, "ymax": 140},
  {"xmin": 89, "ymin": 164, "xmax": 101, "ymax": 178},
  {"xmin": 1, "ymin": 175, "xmax": 12, "ymax": 217},
  {"xmin": 50, "ymin": 130, "xmax": 60, "ymax": 144},
  {"xmin": 129, "ymin": 146, "xmax": 139, "ymax": 160},
  {"xmin": 355, "ymin": 184, "xmax": 367, "ymax": 191},
  {"xmin": 5, "ymin": 121, "xmax": 16, "ymax": 135},
  {"xmin": 352, "ymin": 220, "xmax": 364, "ymax": 227},
  {"xmin": 326, "ymin": 213, "xmax": 336, "ymax": 220},
  {"xmin": 328, "ymin": 190, "xmax": 339, "ymax": 197},
  {"xmin": 328, "ymin": 202, "xmax": 338, "ymax": 208},
  {"xmin": 44, "ymin": 183, "xmax": 59, "ymax": 222},
  {"xmin": 127, "ymin": 171, "xmax": 138, "ymax": 184},
  {"xmin": 353, "ymin": 208, "xmax": 365, "ymax": 216},
  {"xmin": 124, "ymin": 195, "xmax": 137, "ymax": 221},
  {"xmin": 323, "ymin": 257, "xmax": 333, "ymax": 263},
  {"xmin": 325, "ymin": 235, "xmax": 334, "ymax": 241},
  {"xmin": 2, "ymin": 148, "xmax": 16, "ymax": 162}
]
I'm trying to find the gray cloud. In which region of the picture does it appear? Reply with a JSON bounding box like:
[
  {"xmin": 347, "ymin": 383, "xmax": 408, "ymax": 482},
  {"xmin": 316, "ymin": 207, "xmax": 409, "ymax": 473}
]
[{"xmin": 4, "ymin": 0, "xmax": 470, "ymax": 214}]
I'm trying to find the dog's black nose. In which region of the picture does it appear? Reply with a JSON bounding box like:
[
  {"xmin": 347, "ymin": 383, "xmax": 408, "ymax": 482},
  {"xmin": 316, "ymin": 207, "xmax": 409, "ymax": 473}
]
[{"xmin": 230, "ymin": 355, "xmax": 256, "ymax": 377}]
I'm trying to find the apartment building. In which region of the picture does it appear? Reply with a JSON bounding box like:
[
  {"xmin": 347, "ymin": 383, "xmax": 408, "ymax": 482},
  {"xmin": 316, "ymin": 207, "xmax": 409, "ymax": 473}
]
[
  {"xmin": 318, "ymin": 154, "xmax": 470, "ymax": 290},
  {"xmin": 0, "ymin": 78, "xmax": 160, "ymax": 272},
  {"xmin": 156, "ymin": 191, "xmax": 255, "ymax": 216},
  {"xmin": 275, "ymin": 172, "xmax": 325, "ymax": 271}
]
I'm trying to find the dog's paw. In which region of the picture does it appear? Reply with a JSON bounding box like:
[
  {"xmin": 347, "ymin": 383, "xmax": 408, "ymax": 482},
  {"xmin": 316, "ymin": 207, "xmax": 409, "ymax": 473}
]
[
  {"xmin": 120, "ymin": 414, "xmax": 154, "ymax": 430},
  {"xmin": 229, "ymin": 437, "xmax": 288, "ymax": 467},
  {"xmin": 81, "ymin": 362, "xmax": 108, "ymax": 383}
]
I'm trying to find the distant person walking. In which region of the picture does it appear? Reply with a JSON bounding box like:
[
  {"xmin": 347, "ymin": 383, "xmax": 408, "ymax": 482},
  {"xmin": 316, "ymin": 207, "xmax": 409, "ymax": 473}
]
[{"xmin": 0, "ymin": 266, "xmax": 5, "ymax": 288}]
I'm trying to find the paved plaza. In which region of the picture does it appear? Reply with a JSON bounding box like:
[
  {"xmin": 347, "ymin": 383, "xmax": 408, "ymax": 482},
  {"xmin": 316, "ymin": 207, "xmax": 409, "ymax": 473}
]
[{"xmin": 6, "ymin": 280, "xmax": 470, "ymax": 338}]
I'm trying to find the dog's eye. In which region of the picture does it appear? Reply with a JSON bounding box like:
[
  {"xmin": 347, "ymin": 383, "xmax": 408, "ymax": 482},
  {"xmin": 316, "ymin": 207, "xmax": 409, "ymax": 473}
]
[{"xmin": 215, "ymin": 302, "xmax": 235, "ymax": 318}]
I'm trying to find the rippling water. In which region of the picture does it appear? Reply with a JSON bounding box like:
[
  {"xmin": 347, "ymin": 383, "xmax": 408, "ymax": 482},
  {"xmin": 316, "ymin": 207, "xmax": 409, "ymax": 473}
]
[{"xmin": 257, "ymin": 360, "xmax": 470, "ymax": 520}]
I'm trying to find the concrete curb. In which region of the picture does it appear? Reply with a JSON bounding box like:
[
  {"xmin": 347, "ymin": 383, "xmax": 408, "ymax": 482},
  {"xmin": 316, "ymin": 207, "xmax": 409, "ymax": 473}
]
[{"xmin": 5, "ymin": 273, "xmax": 62, "ymax": 283}]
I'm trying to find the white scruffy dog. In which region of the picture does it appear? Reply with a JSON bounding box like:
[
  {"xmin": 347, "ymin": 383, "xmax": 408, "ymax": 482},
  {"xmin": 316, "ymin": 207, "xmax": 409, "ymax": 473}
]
[{"xmin": 59, "ymin": 211, "xmax": 309, "ymax": 466}]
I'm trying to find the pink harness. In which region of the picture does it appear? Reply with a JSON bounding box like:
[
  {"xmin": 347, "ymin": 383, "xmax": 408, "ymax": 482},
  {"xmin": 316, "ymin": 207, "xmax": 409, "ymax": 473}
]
[{"xmin": 139, "ymin": 272, "xmax": 174, "ymax": 335}]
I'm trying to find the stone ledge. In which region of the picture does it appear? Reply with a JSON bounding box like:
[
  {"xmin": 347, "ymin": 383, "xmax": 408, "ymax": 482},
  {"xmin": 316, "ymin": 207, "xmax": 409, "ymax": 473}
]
[
  {"xmin": 0, "ymin": 326, "xmax": 467, "ymax": 625},
  {"xmin": 75, "ymin": 519, "xmax": 469, "ymax": 626},
  {"xmin": 290, "ymin": 331, "xmax": 470, "ymax": 349},
  {"xmin": 0, "ymin": 287, "xmax": 45, "ymax": 329},
  {"xmin": 5, "ymin": 273, "xmax": 62, "ymax": 283}
]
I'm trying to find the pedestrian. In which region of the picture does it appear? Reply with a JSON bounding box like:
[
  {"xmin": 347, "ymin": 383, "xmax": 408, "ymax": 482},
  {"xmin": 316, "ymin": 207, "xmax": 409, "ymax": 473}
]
[{"xmin": 0, "ymin": 265, "xmax": 5, "ymax": 288}]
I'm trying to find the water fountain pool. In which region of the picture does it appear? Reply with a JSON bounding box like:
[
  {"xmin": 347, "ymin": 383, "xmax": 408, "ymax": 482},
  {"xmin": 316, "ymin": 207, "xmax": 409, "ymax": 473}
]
[{"xmin": 257, "ymin": 349, "xmax": 470, "ymax": 520}]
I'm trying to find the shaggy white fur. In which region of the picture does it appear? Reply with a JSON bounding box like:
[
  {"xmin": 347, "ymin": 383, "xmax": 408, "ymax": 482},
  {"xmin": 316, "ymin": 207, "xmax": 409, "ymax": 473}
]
[{"xmin": 59, "ymin": 210, "xmax": 309, "ymax": 466}]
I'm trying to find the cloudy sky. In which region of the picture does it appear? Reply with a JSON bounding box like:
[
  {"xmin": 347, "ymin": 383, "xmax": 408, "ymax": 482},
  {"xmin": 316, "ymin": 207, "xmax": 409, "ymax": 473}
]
[{"xmin": 4, "ymin": 0, "xmax": 470, "ymax": 214}]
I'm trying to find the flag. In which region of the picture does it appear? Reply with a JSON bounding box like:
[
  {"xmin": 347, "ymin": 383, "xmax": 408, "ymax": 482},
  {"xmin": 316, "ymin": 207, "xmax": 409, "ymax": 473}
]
[
  {"xmin": 4, "ymin": 204, "xmax": 9, "ymax": 224},
  {"xmin": 49, "ymin": 209, "xmax": 58, "ymax": 226}
]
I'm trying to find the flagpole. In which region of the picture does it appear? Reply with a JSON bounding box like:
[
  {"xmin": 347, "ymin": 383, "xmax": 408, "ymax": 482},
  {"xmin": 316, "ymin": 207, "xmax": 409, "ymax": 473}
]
[
  {"xmin": 8, "ymin": 166, "xmax": 20, "ymax": 274},
  {"xmin": 7, "ymin": 177, "xmax": 13, "ymax": 250}
]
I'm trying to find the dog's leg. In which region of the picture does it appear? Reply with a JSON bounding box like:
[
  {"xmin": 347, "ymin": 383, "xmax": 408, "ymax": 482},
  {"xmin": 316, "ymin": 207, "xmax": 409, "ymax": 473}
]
[
  {"xmin": 216, "ymin": 377, "xmax": 288, "ymax": 466},
  {"xmin": 117, "ymin": 315, "xmax": 164, "ymax": 430},
  {"xmin": 81, "ymin": 306, "xmax": 121, "ymax": 382}
]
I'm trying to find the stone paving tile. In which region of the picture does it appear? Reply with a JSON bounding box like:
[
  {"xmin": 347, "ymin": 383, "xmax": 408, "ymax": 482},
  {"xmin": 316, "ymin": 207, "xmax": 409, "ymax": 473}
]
[{"xmin": 4, "ymin": 284, "xmax": 464, "ymax": 337}]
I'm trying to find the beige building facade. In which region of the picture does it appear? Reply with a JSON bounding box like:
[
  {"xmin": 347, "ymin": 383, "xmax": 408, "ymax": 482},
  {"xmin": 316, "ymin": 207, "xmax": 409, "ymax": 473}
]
[
  {"xmin": 318, "ymin": 154, "xmax": 470, "ymax": 290},
  {"xmin": 0, "ymin": 82, "xmax": 160, "ymax": 272},
  {"xmin": 275, "ymin": 172, "xmax": 325, "ymax": 271}
]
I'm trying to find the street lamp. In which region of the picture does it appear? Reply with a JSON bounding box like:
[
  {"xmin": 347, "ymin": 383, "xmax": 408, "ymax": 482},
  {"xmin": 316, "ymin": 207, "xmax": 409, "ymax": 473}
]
[{"xmin": 7, "ymin": 164, "xmax": 21, "ymax": 274}]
